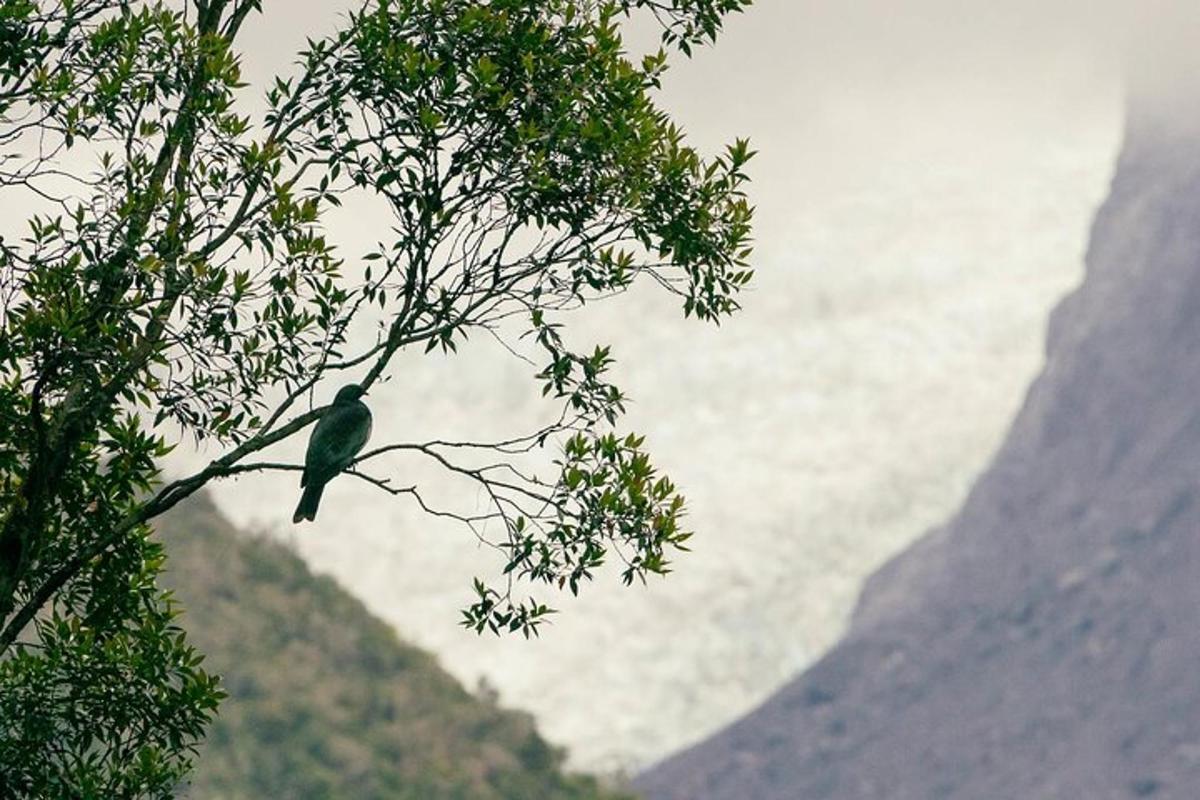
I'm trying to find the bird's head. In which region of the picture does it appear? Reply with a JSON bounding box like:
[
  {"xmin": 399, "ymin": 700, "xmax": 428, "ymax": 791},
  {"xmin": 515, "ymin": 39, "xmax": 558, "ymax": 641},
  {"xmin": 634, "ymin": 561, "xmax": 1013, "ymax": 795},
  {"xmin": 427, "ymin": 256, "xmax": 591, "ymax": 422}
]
[{"xmin": 333, "ymin": 383, "xmax": 367, "ymax": 404}]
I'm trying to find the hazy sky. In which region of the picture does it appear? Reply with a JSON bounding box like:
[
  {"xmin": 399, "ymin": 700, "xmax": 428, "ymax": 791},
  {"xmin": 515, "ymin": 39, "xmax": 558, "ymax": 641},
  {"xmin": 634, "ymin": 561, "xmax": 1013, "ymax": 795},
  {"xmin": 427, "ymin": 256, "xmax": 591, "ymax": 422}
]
[{"xmin": 163, "ymin": 0, "xmax": 1200, "ymax": 771}]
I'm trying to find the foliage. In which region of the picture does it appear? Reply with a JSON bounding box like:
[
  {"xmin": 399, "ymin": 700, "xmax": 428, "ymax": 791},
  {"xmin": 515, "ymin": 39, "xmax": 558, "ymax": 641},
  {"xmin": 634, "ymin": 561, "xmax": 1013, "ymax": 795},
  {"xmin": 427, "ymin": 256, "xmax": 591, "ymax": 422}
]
[
  {"xmin": 0, "ymin": 532, "xmax": 222, "ymax": 798},
  {"xmin": 161, "ymin": 493, "xmax": 632, "ymax": 800},
  {"xmin": 0, "ymin": 0, "xmax": 753, "ymax": 794}
]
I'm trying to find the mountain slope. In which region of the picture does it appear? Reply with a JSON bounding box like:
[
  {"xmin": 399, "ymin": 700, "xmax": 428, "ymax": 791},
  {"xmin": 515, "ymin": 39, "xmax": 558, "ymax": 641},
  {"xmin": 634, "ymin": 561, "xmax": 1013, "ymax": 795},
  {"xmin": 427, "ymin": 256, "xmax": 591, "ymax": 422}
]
[
  {"xmin": 635, "ymin": 97, "xmax": 1200, "ymax": 798},
  {"xmin": 157, "ymin": 493, "xmax": 629, "ymax": 800}
]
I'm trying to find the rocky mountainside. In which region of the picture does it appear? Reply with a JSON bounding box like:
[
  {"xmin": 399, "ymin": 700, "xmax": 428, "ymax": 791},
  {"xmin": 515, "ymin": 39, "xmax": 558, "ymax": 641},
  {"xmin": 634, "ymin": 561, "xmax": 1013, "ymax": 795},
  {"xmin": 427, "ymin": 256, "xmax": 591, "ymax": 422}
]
[
  {"xmin": 156, "ymin": 494, "xmax": 630, "ymax": 800},
  {"xmin": 635, "ymin": 98, "xmax": 1200, "ymax": 798}
]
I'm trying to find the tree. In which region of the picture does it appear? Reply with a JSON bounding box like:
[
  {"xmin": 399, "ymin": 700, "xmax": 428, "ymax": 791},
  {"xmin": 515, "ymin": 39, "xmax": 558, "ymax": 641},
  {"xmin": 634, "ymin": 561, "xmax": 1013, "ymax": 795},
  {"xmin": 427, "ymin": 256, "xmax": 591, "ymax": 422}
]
[{"xmin": 0, "ymin": 0, "xmax": 754, "ymax": 794}]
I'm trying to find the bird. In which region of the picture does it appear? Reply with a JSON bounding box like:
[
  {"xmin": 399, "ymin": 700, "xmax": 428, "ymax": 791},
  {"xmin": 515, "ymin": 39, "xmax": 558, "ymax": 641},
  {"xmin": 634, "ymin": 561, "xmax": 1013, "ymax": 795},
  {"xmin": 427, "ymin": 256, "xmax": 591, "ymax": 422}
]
[{"xmin": 292, "ymin": 383, "xmax": 373, "ymax": 524}]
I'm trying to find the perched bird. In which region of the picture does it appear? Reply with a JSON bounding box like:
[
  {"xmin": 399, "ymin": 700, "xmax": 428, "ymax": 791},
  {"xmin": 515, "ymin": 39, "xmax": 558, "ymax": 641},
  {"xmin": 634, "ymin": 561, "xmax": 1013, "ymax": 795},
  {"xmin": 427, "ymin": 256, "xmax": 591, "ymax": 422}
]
[{"xmin": 292, "ymin": 383, "xmax": 373, "ymax": 524}]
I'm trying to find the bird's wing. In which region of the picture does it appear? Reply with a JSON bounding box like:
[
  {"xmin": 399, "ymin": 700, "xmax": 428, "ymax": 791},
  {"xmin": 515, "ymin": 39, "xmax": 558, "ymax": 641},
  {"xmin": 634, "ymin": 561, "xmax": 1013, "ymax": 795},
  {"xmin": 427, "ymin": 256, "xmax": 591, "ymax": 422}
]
[
  {"xmin": 340, "ymin": 403, "xmax": 372, "ymax": 461},
  {"xmin": 305, "ymin": 403, "xmax": 372, "ymax": 481}
]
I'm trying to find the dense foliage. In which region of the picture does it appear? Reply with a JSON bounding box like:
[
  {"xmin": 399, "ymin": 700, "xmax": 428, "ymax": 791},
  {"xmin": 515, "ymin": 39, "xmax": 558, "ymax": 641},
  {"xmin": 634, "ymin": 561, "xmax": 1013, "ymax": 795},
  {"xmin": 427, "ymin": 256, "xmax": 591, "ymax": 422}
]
[{"xmin": 0, "ymin": 0, "xmax": 753, "ymax": 793}]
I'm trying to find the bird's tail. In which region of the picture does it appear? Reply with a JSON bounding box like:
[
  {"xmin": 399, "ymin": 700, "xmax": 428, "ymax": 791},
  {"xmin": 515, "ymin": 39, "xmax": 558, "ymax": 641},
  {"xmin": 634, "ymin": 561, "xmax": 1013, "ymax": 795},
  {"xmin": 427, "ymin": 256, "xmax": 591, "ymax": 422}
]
[{"xmin": 292, "ymin": 482, "xmax": 325, "ymax": 524}]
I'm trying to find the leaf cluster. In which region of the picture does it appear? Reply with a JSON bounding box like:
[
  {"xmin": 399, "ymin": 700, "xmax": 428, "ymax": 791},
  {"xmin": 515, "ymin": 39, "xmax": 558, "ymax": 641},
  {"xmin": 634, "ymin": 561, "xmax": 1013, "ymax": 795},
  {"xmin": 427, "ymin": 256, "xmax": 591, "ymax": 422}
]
[
  {"xmin": 0, "ymin": 531, "xmax": 222, "ymax": 798},
  {"xmin": 0, "ymin": 0, "xmax": 754, "ymax": 791}
]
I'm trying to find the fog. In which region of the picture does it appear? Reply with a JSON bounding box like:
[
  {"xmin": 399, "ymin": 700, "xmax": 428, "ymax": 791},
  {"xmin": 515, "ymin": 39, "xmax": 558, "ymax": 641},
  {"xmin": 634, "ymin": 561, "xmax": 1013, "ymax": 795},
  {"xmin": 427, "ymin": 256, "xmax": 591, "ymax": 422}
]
[{"xmin": 162, "ymin": 0, "xmax": 1200, "ymax": 772}]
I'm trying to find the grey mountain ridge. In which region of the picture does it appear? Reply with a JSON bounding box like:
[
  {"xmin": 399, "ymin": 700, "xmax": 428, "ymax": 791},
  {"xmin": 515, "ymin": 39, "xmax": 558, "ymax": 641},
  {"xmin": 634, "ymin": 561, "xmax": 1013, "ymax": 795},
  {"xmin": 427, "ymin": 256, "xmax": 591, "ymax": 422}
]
[{"xmin": 636, "ymin": 93, "xmax": 1200, "ymax": 799}]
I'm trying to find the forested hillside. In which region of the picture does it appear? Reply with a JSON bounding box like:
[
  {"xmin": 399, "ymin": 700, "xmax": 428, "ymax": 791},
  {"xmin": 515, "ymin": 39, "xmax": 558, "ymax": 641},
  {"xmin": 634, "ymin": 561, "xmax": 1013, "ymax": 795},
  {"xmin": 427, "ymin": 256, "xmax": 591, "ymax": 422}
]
[{"xmin": 158, "ymin": 494, "xmax": 630, "ymax": 800}]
